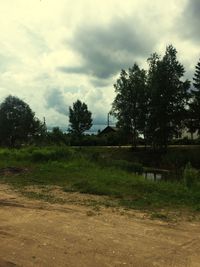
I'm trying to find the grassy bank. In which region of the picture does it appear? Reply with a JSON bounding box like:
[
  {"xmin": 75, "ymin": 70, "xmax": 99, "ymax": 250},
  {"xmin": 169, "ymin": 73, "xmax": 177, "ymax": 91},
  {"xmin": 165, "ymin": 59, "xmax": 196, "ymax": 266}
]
[
  {"xmin": 78, "ymin": 145, "xmax": 200, "ymax": 169},
  {"xmin": 0, "ymin": 146, "xmax": 200, "ymax": 211}
]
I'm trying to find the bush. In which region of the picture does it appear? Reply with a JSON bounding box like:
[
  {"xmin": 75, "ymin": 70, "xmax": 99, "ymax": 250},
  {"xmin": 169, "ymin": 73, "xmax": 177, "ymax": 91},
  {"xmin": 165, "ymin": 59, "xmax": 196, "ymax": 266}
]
[
  {"xmin": 170, "ymin": 137, "xmax": 200, "ymax": 146},
  {"xmin": 97, "ymin": 159, "xmax": 143, "ymax": 174},
  {"xmin": 31, "ymin": 147, "xmax": 74, "ymax": 162},
  {"xmin": 183, "ymin": 162, "xmax": 200, "ymax": 188},
  {"xmin": 112, "ymin": 160, "xmax": 143, "ymax": 173}
]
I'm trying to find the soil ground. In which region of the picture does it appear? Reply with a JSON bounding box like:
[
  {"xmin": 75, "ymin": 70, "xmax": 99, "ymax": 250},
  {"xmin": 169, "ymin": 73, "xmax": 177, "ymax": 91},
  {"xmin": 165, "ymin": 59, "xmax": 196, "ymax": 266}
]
[{"xmin": 1, "ymin": 184, "xmax": 200, "ymax": 267}]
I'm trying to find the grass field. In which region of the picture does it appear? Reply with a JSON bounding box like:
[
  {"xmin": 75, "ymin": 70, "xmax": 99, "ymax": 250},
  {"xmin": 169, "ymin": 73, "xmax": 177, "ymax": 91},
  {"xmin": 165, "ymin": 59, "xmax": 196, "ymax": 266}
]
[{"xmin": 0, "ymin": 146, "xmax": 200, "ymax": 212}]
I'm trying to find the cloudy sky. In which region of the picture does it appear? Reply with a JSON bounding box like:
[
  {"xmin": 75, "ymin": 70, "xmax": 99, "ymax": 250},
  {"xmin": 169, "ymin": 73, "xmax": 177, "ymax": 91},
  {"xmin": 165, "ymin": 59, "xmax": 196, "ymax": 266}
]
[{"xmin": 0, "ymin": 0, "xmax": 199, "ymax": 132}]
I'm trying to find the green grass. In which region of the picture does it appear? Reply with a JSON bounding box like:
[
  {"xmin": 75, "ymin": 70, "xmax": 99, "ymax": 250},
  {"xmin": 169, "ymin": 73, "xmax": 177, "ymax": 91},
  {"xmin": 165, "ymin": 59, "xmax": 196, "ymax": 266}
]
[
  {"xmin": 0, "ymin": 146, "xmax": 200, "ymax": 211},
  {"xmin": 78, "ymin": 145, "xmax": 200, "ymax": 169}
]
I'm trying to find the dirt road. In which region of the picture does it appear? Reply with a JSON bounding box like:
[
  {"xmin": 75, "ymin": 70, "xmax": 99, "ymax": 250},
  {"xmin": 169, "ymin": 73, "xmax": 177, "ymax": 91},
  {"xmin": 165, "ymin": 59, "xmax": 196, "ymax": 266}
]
[{"xmin": 0, "ymin": 184, "xmax": 200, "ymax": 267}]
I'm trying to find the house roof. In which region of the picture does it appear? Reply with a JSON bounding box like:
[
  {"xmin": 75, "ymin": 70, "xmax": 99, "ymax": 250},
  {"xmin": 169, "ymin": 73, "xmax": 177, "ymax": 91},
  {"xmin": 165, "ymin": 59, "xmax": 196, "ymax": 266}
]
[{"xmin": 98, "ymin": 126, "xmax": 118, "ymax": 136}]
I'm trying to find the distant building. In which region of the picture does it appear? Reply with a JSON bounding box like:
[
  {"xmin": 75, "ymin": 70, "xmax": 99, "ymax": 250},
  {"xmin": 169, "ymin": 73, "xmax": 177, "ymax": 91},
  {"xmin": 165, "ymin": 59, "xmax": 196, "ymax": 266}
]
[
  {"xmin": 178, "ymin": 129, "xmax": 199, "ymax": 140},
  {"xmin": 98, "ymin": 126, "xmax": 118, "ymax": 136}
]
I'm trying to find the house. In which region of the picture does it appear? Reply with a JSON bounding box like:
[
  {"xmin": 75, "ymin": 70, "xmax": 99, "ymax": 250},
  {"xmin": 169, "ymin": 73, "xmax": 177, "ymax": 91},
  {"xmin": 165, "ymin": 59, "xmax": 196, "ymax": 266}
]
[
  {"xmin": 98, "ymin": 126, "xmax": 118, "ymax": 136},
  {"xmin": 178, "ymin": 129, "xmax": 199, "ymax": 140}
]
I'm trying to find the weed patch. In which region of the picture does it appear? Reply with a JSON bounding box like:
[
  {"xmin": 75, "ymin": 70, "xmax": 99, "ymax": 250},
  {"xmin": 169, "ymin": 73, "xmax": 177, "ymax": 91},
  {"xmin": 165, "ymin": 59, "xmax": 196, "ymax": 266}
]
[{"xmin": 0, "ymin": 146, "xmax": 200, "ymax": 211}]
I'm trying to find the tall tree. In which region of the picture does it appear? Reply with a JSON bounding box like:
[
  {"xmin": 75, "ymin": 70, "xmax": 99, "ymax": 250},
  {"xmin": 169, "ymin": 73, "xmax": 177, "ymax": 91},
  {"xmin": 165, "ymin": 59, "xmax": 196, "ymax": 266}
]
[
  {"xmin": 112, "ymin": 64, "xmax": 148, "ymax": 148},
  {"xmin": 190, "ymin": 58, "xmax": 200, "ymax": 134},
  {"xmin": 69, "ymin": 100, "xmax": 92, "ymax": 137},
  {"xmin": 0, "ymin": 95, "xmax": 43, "ymax": 147},
  {"xmin": 147, "ymin": 45, "xmax": 190, "ymax": 150},
  {"xmin": 193, "ymin": 58, "xmax": 200, "ymax": 91}
]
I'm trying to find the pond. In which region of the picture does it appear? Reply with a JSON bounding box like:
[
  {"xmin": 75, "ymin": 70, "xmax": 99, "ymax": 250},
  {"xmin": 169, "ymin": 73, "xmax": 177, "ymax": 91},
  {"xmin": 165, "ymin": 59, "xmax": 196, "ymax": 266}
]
[
  {"xmin": 143, "ymin": 172, "xmax": 162, "ymax": 181},
  {"xmin": 140, "ymin": 168, "xmax": 180, "ymax": 182}
]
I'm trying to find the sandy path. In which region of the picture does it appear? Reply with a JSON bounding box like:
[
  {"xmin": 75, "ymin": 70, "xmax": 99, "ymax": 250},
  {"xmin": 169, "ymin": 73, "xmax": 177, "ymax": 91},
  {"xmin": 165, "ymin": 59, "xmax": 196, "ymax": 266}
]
[{"xmin": 0, "ymin": 184, "xmax": 200, "ymax": 267}]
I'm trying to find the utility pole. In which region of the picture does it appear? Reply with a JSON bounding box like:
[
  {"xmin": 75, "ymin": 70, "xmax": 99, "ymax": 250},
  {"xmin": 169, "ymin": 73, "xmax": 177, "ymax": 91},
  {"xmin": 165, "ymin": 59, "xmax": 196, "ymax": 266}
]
[{"xmin": 107, "ymin": 112, "xmax": 110, "ymax": 127}]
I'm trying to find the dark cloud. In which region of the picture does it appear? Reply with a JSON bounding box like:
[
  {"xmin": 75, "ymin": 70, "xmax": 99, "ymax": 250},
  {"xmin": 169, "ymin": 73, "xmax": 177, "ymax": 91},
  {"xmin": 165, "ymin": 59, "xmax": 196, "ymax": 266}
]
[
  {"xmin": 178, "ymin": 0, "xmax": 200, "ymax": 43},
  {"xmin": 90, "ymin": 114, "xmax": 117, "ymax": 133},
  {"xmin": 46, "ymin": 88, "xmax": 68, "ymax": 115},
  {"xmin": 89, "ymin": 124, "xmax": 106, "ymax": 133},
  {"xmin": 93, "ymin": 115, "xmax": 107, "ymax": 126},
  {"xmin": 92, "ymin": 112, "xmax": 116, "ymax": 127},
  {"xmin": 58, "ymin": 66, "xmax": 86, "ymax": 74},
  {"xmin": 59, "ymin": 17, "xmax": 156, "ymax": 82},
  {"xmin": 90, "ymin": 77, "xmax": 112, "ymax": 87}
]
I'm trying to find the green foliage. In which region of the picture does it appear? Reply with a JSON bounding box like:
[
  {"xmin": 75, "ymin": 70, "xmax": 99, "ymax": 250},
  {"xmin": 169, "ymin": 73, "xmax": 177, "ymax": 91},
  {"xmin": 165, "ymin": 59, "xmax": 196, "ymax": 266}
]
[
  {"xmin": 30, "ymin": 147, "xmax": 74, "ymax": 162},
  {"xmin": 193, "ymin": 59, "xmax": 200, "ymax": 90},
  {"xmin": 69, "ymin": 100, "xmax": 92, "ymax": 137},
  {"xmin": 147, "ymin": 45, "xmax": 190, "ymax": 150},
  {"xmin": 47, "ymin": 127, "xmax": 70, "ymax": 145},
  {"xmin": 189, "ymin": 58, "xmax": 200, "ymax": 134},
  {"xmin": 0, "ymin": 146, "xmax": 200, "ymax": 211},
  {"xmin": 99, "ymin": 159, "xmax": 143, "ymax": 173},
  {"xmin": 70, "ymin": 131, "xmax": 129, "ymax": 146},
  {"xmin": 112, "ymin": 64, "xmax": 148, "ymax": 148},
  {"xmin": 160, "ymin": 148, "xmax": 200, "ymax": 171},
  {"xmin": 0, "ymin": 95, "xmax": 45, "ymax": 147},
  {"xmin": 112, "ymin": 45, "xmax": 191, "ymax": 150},
  {"xmin": 170, "ymin": 137, "xmax": 200, "ymax": 145},
  {"xmin": 0, "ymin": 146, "xmax": 74, "ymax": 164},
  {"xmin": 183, "ymin": 162, "xmax": 200, "ymax": 188}
]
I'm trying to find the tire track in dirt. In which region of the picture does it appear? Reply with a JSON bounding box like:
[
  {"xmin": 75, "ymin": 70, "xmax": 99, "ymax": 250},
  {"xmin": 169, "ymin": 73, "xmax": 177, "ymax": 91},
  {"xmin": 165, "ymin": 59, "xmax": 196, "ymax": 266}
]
[
  {"xmin": 0, "ymin": 259, "xmax": 18, "ymax": 267},
  {"xmin": 1, "ymin": 184, "xmax": 200, "ymax": 267}
]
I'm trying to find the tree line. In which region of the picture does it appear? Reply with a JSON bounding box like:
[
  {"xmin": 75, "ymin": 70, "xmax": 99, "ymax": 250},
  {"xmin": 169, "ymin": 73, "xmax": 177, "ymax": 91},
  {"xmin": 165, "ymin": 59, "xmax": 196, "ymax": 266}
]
[
  {"xmin": 0, "ymin": 97, "xmax": 92, "ymax": 147},
  {"xmin": 0, "ymin": 44, "xmax": 199, "ymax": 149},
  {"xmin": 112, "ymin": 45, "xmax": 200, "ymax": 150}
]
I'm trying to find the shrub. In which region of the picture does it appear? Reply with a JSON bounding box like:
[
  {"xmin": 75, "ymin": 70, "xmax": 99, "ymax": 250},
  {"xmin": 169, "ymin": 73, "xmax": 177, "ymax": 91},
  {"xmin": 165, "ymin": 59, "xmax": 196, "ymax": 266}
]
[
  {"xmin": 31, "ymin": 147, "xmax": 74, "ymax": 162},
  {"xmin": 97, "ymin": 159, "xmax": 143, "ymax": 173},
  {"xmin": 183, "ymin": 162, "xmax": 200, "ymax": 188},
  {"xmin": 112, "ymin": 160, "xmax": 143, "ymax": 173}
]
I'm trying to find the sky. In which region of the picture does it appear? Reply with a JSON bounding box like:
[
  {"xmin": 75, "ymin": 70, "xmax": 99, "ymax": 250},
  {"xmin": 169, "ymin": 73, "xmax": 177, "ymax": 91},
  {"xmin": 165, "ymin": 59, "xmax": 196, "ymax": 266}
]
[{"xmin": 0, "ymin": 0, "xmax": 199, "ymax": 132}]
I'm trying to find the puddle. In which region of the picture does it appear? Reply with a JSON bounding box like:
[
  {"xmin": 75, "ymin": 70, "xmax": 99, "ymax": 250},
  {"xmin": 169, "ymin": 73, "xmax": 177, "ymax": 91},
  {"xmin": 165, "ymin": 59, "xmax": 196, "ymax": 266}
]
[
  {"xmin": 138, "ymin": 168, "xmax": 178, "ymax": 182},
  {"xmin": 143, "ymin": 172, "xmax": 162, "ymax": 181}
]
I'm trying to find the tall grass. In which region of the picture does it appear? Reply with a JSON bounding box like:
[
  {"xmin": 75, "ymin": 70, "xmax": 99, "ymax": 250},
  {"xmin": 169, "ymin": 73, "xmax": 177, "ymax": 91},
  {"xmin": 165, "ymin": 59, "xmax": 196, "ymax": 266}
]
[{"xmin": 0, "ymin": 146, "xmax": 200, "ymax": 210}]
